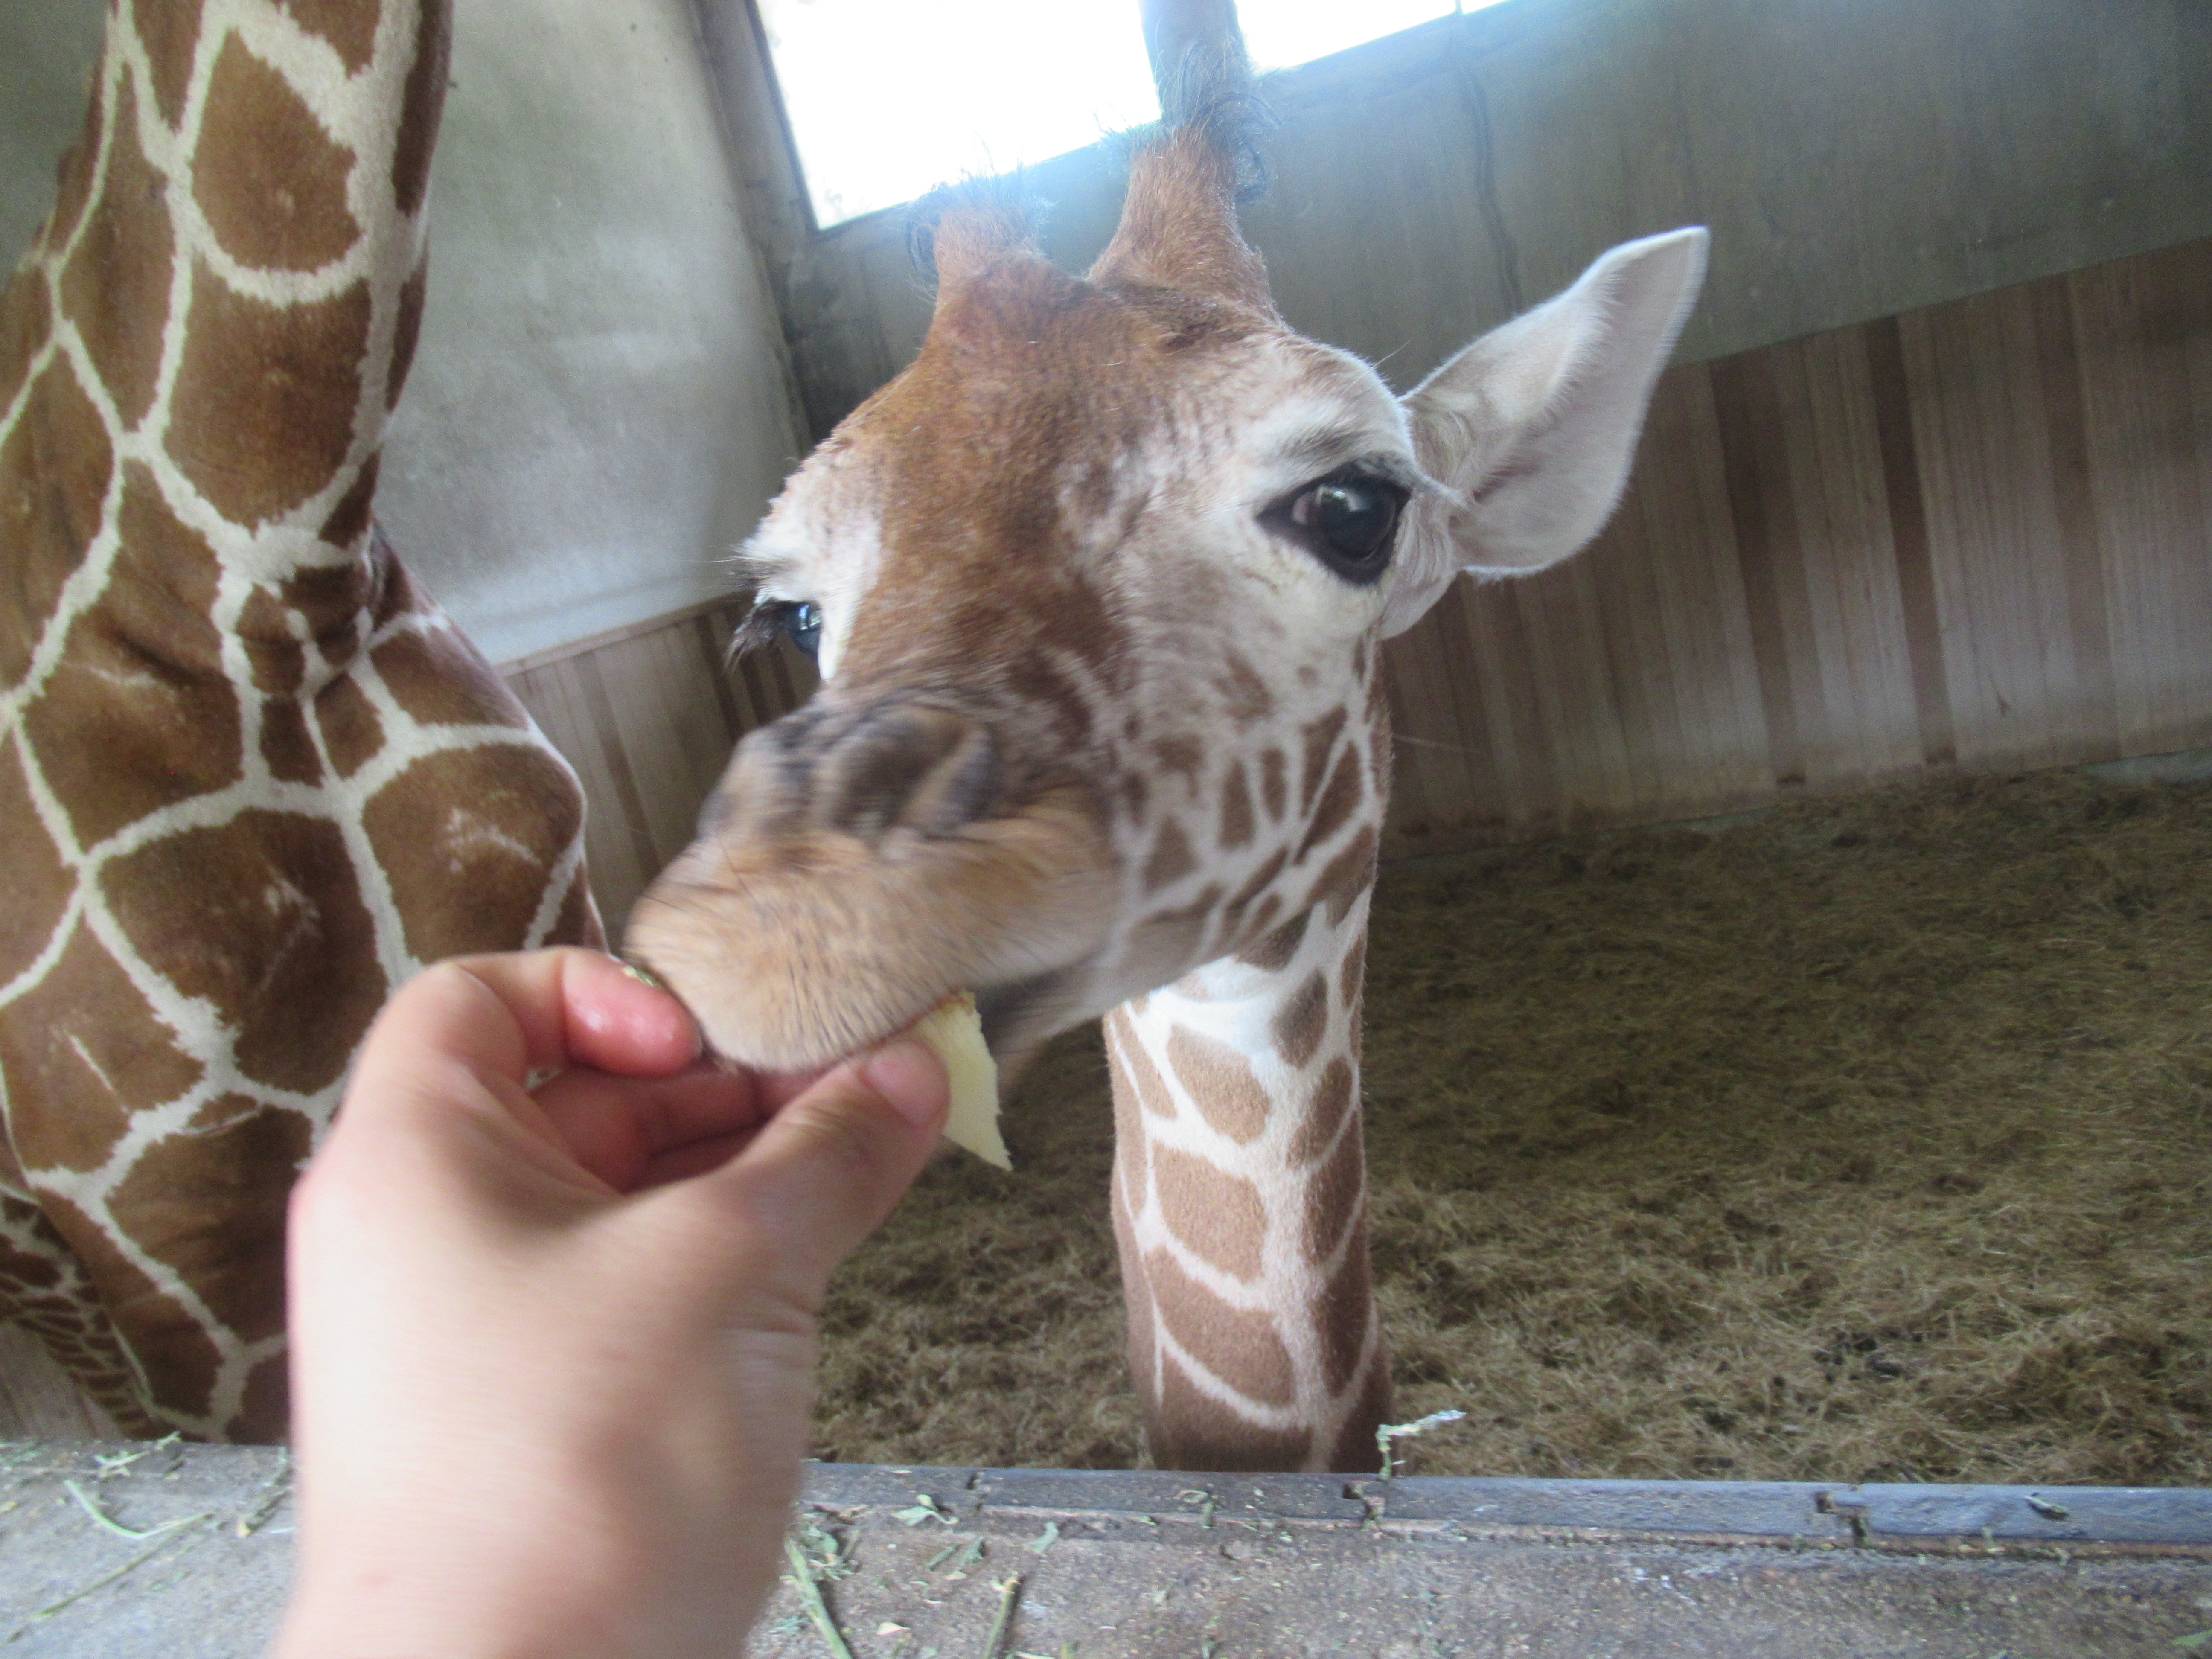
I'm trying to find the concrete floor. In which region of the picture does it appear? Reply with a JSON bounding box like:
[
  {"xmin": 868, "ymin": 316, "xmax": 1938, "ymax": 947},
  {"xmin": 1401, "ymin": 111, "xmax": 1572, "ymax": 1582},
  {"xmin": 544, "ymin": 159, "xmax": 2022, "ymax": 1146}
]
[{"xmin": 1, "ymin": 1445, "xmax": 2206, "ymax": 1656}]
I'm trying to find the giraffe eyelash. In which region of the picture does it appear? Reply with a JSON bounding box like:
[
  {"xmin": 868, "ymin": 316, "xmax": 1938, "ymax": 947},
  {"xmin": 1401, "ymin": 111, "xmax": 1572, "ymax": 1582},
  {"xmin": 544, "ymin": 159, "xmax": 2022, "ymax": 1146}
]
[{"xmin": 734, "ymin": 598, "xmax": 823, "ymax": 659}]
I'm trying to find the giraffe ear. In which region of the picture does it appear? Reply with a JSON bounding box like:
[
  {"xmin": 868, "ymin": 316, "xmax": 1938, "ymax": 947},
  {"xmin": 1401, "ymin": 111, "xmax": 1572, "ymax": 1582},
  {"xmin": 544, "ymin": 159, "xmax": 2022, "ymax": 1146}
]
[{"xmin": 1378, "ymin": 228, "xmax": 1708, "ymax": 639}]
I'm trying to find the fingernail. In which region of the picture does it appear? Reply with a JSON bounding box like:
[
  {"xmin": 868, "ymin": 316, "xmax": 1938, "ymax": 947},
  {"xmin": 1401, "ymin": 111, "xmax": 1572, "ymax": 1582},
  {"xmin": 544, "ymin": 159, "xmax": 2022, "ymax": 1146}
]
[{"xmin": 860, "ymin": 1036, "xmax": 948, "ymax": 1129}]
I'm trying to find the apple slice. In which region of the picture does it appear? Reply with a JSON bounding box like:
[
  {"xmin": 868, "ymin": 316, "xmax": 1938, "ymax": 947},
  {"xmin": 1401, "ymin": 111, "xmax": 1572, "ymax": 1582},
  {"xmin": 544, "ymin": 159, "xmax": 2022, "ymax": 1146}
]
[{"xmin": 909, "ymin": 992, "xmax": 1008, "ymax": 1170}]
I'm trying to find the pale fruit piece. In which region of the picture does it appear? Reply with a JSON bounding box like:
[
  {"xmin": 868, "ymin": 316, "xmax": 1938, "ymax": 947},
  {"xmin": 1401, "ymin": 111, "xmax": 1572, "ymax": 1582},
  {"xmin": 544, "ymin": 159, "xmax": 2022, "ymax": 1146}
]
[{"xmin": 911, "ymin": 992, "xmax": 1008, "ymax": 1170}]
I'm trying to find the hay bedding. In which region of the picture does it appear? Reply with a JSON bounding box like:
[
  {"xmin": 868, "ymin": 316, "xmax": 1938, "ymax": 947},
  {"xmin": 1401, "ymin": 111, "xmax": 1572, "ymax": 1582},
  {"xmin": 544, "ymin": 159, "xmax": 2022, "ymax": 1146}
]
[{"xmin": 812, "ymin": 769, "xmax": 2212, "ymax": 1484}]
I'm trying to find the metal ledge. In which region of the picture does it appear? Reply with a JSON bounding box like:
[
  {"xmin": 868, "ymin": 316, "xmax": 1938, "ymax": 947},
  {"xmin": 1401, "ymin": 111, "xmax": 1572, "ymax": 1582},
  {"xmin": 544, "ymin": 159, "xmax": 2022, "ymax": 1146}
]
[
  {"xmin": 2, "ymin": 1445, "xmax": 2207, "ymax": 1656},
  {"xmin": 823, "ymin": 1464, "xmax": 2212, "ymax": 1557}
]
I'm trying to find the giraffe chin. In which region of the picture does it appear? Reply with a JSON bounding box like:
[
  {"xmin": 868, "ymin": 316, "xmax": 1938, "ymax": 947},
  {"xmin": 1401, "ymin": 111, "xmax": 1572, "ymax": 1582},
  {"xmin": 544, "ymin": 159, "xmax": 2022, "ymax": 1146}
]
[{"xmin": 620, "ymin": 791, "xmax": 1116, "ymax": 1076}]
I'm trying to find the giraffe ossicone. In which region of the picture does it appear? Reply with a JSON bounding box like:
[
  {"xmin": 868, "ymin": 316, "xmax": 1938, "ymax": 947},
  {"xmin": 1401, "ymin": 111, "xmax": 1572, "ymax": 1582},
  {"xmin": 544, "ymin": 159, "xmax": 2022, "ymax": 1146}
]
[
  {"xmin": 626, "ymin": 61, "xmax": 1707, "ymax": 1467},
  {"xmin": 0, "ymin": 0, "xmax": 598, "ymax": 1440}
]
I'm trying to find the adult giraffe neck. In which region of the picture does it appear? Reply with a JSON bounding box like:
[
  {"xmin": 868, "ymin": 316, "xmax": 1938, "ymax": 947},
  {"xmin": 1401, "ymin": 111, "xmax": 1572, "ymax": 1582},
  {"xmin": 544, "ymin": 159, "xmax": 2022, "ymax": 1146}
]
[
  {"xmin": 0, "ymin": 0, "xmax": 599, "ymax": 1441},
  {"xmin": 1103, "ymin": 885, "xmax": 1390, "ymax": 1472}
]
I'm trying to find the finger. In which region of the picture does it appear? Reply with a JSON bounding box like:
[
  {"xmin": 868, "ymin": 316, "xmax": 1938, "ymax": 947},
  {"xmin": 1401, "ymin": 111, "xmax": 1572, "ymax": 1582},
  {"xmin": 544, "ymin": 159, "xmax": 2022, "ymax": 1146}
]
[
  {"xmin": 531, "ymin": 1063, "xmax": 768, "ymax": 1192},
  {"xmin": 360, "ymin": 951, "xmax": 700, "ymax": 1102},
  {"xmin": 707, "ymin": 1036, "xmax": 949, "ymax": 1300}
]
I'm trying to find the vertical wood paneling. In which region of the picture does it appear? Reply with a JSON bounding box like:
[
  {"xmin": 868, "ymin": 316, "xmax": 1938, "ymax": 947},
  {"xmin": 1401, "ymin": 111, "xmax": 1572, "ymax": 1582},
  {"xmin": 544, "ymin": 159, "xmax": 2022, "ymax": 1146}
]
[
  {"xmin": 2070, "ymin": 241, "xmax": 2212, "ymax": 759},
  {"xmin": 508, "ymin": 239, "xmax": 2212, "ymax": 895},
  {"xmin": 1381, "ymin": 236, "xmax": 2212, "ymax": 856},
  {"xmin": 504, "ymin": 603, "xmax": 815, "ymax": 930}
]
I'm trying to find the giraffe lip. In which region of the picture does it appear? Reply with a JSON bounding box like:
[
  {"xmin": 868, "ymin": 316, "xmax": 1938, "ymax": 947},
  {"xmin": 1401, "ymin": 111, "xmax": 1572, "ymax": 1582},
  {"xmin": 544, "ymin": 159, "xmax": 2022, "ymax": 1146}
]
[{"xmin": 974, "ymin": 968, "xmax": 1080, "ymax": 1076}]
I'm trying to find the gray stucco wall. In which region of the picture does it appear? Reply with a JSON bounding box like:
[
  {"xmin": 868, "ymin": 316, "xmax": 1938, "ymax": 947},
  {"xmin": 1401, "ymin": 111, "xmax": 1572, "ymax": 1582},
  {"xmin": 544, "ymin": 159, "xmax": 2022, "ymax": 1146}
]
[
  {"xmin": 753, "ymin": 0, "xmax": 2212, "ymax": 436},
  {"xmin": 1, "ymin": 0, "xmax": 803, "ymax": 666}
]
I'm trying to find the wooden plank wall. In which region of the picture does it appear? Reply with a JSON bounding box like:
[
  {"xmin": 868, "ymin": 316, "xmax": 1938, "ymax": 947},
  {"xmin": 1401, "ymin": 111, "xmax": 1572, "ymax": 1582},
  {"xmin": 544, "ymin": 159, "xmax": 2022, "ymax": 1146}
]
[
  {"xmin": 1380, "ymin": 236, "xmax": 2212, "ymax": 856},
  {"xmin": 504, "ymin": 237, "xmax": 2212, "ymax": 926}
]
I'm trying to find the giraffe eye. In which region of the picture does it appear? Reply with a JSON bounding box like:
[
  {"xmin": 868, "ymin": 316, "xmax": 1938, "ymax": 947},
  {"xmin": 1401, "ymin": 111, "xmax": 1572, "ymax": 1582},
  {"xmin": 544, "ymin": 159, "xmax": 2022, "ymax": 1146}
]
[
  {"xmin": 781, "ymin": 602, "xmax": 824, "ymax": 655},
  {"xmin": 1269, "ymin": 469, "xmax": 1407, "ymax": 585},
  {"xmin": 739, "ymin": 599, "xmax": 824, "ymax": 658}
]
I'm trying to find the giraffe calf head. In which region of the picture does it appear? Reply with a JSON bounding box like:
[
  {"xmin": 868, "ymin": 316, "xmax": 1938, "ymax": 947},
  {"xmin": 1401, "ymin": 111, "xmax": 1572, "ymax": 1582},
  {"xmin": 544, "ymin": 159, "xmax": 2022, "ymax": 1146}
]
[{"xmin": 625, "ymin": 130, "xmax": 1706, "ymax": 1079}]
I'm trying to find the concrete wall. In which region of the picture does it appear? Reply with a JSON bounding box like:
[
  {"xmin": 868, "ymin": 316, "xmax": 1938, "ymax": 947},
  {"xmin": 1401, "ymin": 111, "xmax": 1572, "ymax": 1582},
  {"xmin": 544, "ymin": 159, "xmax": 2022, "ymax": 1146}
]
[
  {"xmin": 1, "ymin": 0, "xmax": 805, "ymax": 666},
  {"xmin": 740, "ymin": 0, "xmax": 2212, "ymax": 437},
  {"xmin": 0, "ymin": 3, "xmax": 107, "ymax": 265}
]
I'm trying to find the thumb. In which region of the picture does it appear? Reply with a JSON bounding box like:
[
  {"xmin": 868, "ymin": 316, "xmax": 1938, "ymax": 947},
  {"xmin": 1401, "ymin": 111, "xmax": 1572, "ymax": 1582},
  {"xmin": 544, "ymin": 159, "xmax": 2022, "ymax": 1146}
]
[{"xmin": 713, "ymin": 1036, "xmax": 950, "ymax": 1304}]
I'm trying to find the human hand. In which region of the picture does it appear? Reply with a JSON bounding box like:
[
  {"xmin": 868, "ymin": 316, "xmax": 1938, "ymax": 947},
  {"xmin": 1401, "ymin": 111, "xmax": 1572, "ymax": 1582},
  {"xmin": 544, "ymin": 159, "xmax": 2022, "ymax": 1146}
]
[{"xmin": 270, "ymin": 948, "xmax": 948, "ymax": 1659}]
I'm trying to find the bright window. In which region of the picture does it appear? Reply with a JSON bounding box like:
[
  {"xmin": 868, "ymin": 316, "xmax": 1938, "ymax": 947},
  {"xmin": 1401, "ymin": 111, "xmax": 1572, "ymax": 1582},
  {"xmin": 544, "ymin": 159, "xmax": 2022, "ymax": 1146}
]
[{"xmin": 758, "ymin": 1, "xmax": 1480, "ymax": 229}]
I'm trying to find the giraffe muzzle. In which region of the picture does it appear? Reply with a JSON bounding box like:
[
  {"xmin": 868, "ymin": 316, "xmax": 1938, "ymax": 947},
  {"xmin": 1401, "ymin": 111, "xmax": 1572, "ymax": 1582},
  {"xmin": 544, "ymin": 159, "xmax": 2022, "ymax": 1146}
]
[{"xmin": 624, "ymin": 696, "xmax": 1116, "ymax": 1073}]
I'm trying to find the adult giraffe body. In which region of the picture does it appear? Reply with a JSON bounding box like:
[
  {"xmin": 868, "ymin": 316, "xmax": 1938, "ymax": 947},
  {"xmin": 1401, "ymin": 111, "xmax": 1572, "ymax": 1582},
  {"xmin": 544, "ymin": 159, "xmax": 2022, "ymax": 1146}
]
[
  {"xmin": 0, "ymin": 0, "xmax": 597, "ymax": 1440},
  {"xmin": 628, "ymin": 7, "xmax": 1707, "ymax": 1471}
]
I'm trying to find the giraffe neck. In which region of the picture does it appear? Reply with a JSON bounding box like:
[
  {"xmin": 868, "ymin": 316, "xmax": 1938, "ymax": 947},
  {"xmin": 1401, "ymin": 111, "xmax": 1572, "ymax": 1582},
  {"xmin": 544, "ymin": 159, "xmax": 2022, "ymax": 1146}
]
[
  {"xmin": 1103, "ymin": 888, "xmax": 1390, "ymax": 1473},
  {"xmin": 4, "ymin": 0, "xmax": 445, "ymax": 688},
  {"xmin": 0, "ymin": 0, "xmax": 599, "ymax": 1442}
]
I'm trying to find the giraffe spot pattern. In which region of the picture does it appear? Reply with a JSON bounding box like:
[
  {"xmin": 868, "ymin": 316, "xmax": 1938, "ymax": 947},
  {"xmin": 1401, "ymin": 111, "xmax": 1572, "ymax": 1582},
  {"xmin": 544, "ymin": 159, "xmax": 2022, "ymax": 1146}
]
[
  {"xmin": 1289, "ymin": 1057, "xmax": 1355, "ymax": 1165},
  {"xmin": 1339, "ymin": 939, "xmax": 1365, "ymax": 1023},
  {"xmin": 1142, "ymin": 815, "xmax": 1196, "ymax": 893},
  {"xmin": 313, "ymin": 672, "xmax": 383, "ymax": 775},
  {"xmin": 1271, "ymin": 968, "xmax": 1329, "ymax": 1072},
  {"xmin": 1316, "ymin": 1237, "xmax": 1375, "ymax": 1398},
  {"xmin": 1164, "ymin": 1025, "xmax": 1269, "ymax": 1144},
  {"xmin": 42, "ymin": 1189, "xmax": 225, "ymax": 1423},
  {"xmin": 0, "ymin": 739, "xmax": 74, "ymax": 988},
  {"xmin": 0, "ymin": 0, "xmax": 600, "ymax": 1439},
  {"xmin": 0, "ymin": 1191, "xmax": 165, "ymax": 1438},
  {"xmin": 23, "ymin": 466, "xmax": 242, "ymax": 847},
  {"xmin": 1301, "ymin": 1119, "xmax": 1366, "ymax": 1269},
  {"xmin": 1107, "ymin": 1009, "xmax": 1177, "ymax": 1120},
  {"xmin": 363, "ymin": 744, "xmax": 586, "ymax": 962},
  {"xmin": 1218, "ymin": 650, "xmax": 1273, "ymax": 723},
  {"xmin": 317, "ymin": 451, "xmax": 378, "ymax": 549},
  {"xmin": 102, "ymin": 810, "xmax": 387, "ymax": 1096},
  {"xmin": 108, "ymin": 1095, "xmax": 310, "ymax": 1349},
  {"xmin": 166, "ymin": 261, "xmax": 370, "ymax": 527},
  {"xmin": 194, "ymin": 36, "xmax": 362, "ymax": 273},
  {"xmin": 1326, "ymin": 1353, "xmax": 1394, "ymax": 1473},
  {"xmin": 0, "ymin": 920, "xmax": 204, "ymax": 1173},
  {"xmin": 286, "ymin": 554, "xmax": 387, "ymax": 662},
  {"xmin": 61, "ymin": 77, "xmax": 174, "ymax": 429},
  {"xmin": 1236, "ymin": 908, "xmax": 1305, "ymax": 973},
  {"xmin": 1123, "ymin": 882, "xmax": 1223, "ymax": 983},
  {"xmin": 132, "ymin": 0, "xmax": 204, "ymax": 131},
  {"xmin": 235, "ymin": 588, "xmax": 307, "ymax": 694},
  {"xmin": 370, "ymin": 624, "xmax": 533, "ymax": 730},
  {"xmin": 278, "ymin": 0, "xmax": 383, "ymax": 74},
  {"xmin": 1153, "ymin": 1144, "xmax": 1266, "ymax": 1280},
  {"xmin": 1153, "ymin": 1346, "xmax": 1309, "ymax": 1472},
  {"xmin": 1143, "ymin": 1245, "xmax": 1296, "ymax": 1409},
  {"xmin": 23, "ymin": 601, "xmax": 244, "ymax": 849},
  {"xmin": 0, "ymin": 356, "xmax": 114, "ymax": 690},
  {"xmin": 1308, "ymin": 823, "xmax": 1378, "ymax": 926},
  {"xmin": 1217, "ymin": 759, "xmax": 1254, "ymax": 850},
  {"xmin": 391, "ymin": 0, "xmax": 451, "ymax": 217},
  {"xmin": 1110, "ymin": 1178, "xmax": 1156, "ymax": 1407},
  {"xmin": 1151, "ymin": 733, "xmax": 1202, "ymax": 780},
  {"xmin": 259, "ymin": 698, "xmax": 323, "ymax": 782},
  {"xmin": 1365, "ymin": 678, "xmax": 1391, "ymax": 792},
  {"xmin": 1257, "ymin": 746, "xmax": 1287, "ymax": 820},
  {"xmin": 233, "ymin": 1352, "xmax": 290, "ymax": 1441},
  {"xmin": 1293, "ymin": 743, "xmax": 1365, "ymax": 864},
  {"xmin": 1105, "ymin": 1016, "xmax": 1151, "ymax": 1199},
  {"xmin": 0, "ymin": 263, "xmax": 52, "ymax": 418},
  {"xmin": 1299, "ymin": 708, "xmax": 1347, "ymax": 816},
  {"xmin": 387, "ymin": 260, "xmax": 427, "ymax": 410}
]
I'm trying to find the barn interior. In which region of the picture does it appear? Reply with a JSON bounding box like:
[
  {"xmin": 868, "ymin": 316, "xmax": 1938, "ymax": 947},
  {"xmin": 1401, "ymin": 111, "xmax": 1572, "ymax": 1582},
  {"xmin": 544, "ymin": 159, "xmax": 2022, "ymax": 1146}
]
[{"xmin": 0, "ymin": 0, "xmax": 2207, "ymax": 1651}]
